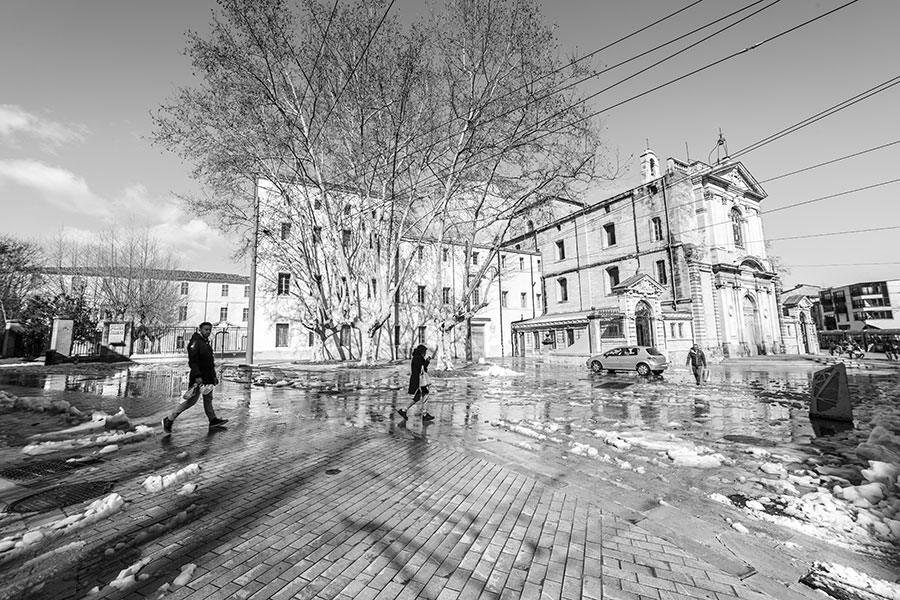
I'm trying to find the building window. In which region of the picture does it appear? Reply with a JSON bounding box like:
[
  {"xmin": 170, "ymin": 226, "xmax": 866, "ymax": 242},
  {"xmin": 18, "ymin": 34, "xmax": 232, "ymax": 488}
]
[
  {"xmin": 501, "ymin": 291, "xmax": 508, "ymax": 307},
  {"xmin": 442, "ymin": 287, "xmax": 451, "ymax": 305},
  {"xmin": 242, "ymin": 307, "xmax": 249, "ymax": 322},
  {"xmin": 277, "ymin": 273, "xmax": 291, "ymax": 295},
  {"xmin": 556, "ymin": 240, "xmax": 566, "ymax": 260},
  {"xmin": 221, "ymin": 284, "xmax": 229, "ymax": 296},
  {"xmin": 280, "ymin": 222, "xmax": 291, "ymax": 240},
  {"xmin": 566, "ymin": 328, "xmax": 575, "ymax": 347},
  {"xmin": 314, "ymin": 197, "xmax": 322, "ymax": 209},
  {"xmin": 313, "ymin": 226, "xmax": 322, "ymax": 243},
  {"xmin": 342, "ymin": 229, "xmax": 351, "ymax": 248},
  {"xmin": 557, "ymin": 278, "xmax": 568, "ymax": 303},
  {"xmin": 655, "ymin": 260, "xmax": 667, "ymax": 285},
  {"xmin": 607, "ymin": 266, "xmax": 620, "ymax": 290},
  {"xmin": 500, "ymin": 254, "xmax": 506, "ymax": 268},
  {"xmin": 519, "ymin": 257, "xmax": 524, "ymax": 271},
  {"xmin": 731, "ymin": 208, "xmax": 744, "ymax": 248},
  {"xmin": 472, "ymin": 251, "xmax": 479, "ymax": 265},
  {"xmin": 244, "ymin": 285, "xmax": 250, "ymax": 297},
  {"xmin": 180, "ymin": 282, "xmax": 189, "ymax": 295},
  {"xmin": 604, "ymin": 223, "xmax": 617, "ymax": 247},
  {"xmin": 394, "ymin": 325, "xmax": 401, "ymax": 345},
  {"xmin": 417, "ymin": 285, "xmax": 426, "ymax": 303},
  {"xmin": 418, "ymin": 326, "xmax": 426, "ymax": 344},
  {"xmin": 417, "ymin": 245, "xmax": 424, "ymax": 261},
  {"xmin": 178, "ymin": 306, "xmax": 188, "ymax": 321},
  {"xmin": 275, "ymin": 323, "xmax": 289, "ymax": 347},
  {"xmin": 473, "ymin": 287, "xmax": 480, "ymax": 305},
  {"xmin": 219, "ymin": 307, "xmax": 228, "ymax": 322},
  {"xmin": 442, "ymin": 248, "xmax": 449, "ymax": 262},
  {"xmin": 651, "ymin": 217, "xmax": 663, "ymax": 242},
  {"xmin": 369, "ymin": 278, "xmax": 377, "ymax": 298},
  {"xmin": 520, "ymin": 292, "xmax": 527, "ymax": 308},
  {"xmin": 176, "ymin": 335, "xmax": 185, "ymax": 350},
  {"xmin": 308, "ymin": 331, "xmax": 315, "ymax": 347},
  {"xmin": 536, "ymin": 293, "xmax": 542, "ymax": 308}
]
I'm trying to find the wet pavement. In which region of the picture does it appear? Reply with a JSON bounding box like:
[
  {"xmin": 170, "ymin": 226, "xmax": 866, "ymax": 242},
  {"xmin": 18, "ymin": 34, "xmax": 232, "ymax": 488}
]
[{"xmin": 0, "ymin": 358, "xmax": 898, "ymax": 599}]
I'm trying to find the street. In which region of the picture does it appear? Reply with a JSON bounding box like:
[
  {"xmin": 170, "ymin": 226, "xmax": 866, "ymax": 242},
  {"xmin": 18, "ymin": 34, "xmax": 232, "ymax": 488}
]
[{"xmin": 0, "ymin": 358, "xmax": 898, "ymax": 599}]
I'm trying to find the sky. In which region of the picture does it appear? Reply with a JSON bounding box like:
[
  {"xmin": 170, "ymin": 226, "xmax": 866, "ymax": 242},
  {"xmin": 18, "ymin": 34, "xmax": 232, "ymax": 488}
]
[{"xmin": 1, "ymin": 0, "xmax": 898, "ymax": 290}]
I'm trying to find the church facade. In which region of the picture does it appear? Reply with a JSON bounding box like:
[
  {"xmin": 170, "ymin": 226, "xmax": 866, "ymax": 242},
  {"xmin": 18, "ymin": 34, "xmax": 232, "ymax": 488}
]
[{"xmin": 507, "ymin": 148, "xmax": 811, "ymax": 363}]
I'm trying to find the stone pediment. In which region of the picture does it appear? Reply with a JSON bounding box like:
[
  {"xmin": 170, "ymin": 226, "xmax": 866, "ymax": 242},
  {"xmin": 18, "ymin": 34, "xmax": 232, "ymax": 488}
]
[
  {"xmin": 706, "ymin": 162, "xmax": 767, "ymax": 199},
  {"xmin": 611, "ymin": 273, "xmax": 666, "ymax": 297}
]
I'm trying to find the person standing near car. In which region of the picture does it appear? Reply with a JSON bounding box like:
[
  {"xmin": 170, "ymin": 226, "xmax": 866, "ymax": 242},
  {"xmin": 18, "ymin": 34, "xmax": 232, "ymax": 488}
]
[
  {"xmin": 686, "ymin": 344, "xmax": 707, "ymax": 386},
  {"xmin": 161, "ymin": 321, "xmax": 228, "ymax": 434}
]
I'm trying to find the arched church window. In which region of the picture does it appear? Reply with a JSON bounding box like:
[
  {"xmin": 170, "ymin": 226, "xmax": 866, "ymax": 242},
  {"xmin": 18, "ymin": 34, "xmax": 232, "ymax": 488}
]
[{"xmin": 731, "ymin": 208, "xmax": 744, "ymax": 248}]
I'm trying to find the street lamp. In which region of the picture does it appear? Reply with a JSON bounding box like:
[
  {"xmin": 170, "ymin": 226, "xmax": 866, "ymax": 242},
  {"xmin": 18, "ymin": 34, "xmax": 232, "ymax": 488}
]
[{"xmin": 245, "ymin": 178, "xmax": 260, "ymax": 367}]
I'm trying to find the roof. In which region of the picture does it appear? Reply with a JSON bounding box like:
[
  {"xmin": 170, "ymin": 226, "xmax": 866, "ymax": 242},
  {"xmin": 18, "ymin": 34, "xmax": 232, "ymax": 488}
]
[
  {"xmin": 35, "ymin": 266, "xmax": 249, "ymax": 284},
  {"xmin": 511, "ymin": 308, "xmax": 621, "ymax": 330},
  {"xmin": 782, "ymin": 284, "xmax": 823, "ymax": 298},
  {"xmin": 861, "ymin": 319, "xmax": 900, "ymax": 330},
  {"xmin": 782, "ymin": 294, "xmax": 808, "ymax": 307}
]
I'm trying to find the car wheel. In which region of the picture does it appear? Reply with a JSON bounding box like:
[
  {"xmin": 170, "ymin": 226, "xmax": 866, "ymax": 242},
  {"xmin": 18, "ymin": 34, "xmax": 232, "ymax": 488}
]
[
  {"xmin": 590, "ymin": 360, "xmax": 603, "ymax": 373},
  {"xmin": 636, "ymin": 363, "xmax": 650, "ymax": 376}
]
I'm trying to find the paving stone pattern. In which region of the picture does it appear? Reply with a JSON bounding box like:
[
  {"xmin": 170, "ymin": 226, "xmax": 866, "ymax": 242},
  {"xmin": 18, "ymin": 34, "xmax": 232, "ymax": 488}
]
[{"xmin": 1, "ymin": 412, "xmax": 777, "ymax": 600}]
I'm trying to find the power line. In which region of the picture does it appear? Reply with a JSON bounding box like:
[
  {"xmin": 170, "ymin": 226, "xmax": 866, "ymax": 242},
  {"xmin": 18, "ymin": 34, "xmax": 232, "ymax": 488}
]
[
  {"xmin": 768, "ymin": 225, "xmax": 900, "ymax": 242},
  {"xmin": 762, "ymin": 178, "xmax": 900, "ymax": 214},
  {"xmin": 731, "ymin": 74, "xmax": 900, "ymax": 159},
  {"xmin": 785, "ymin": 262, "xmax": 900, "ymax": 267},
  {"xmin": 758, "ymin": 139, "xmax": 900, "ymax": 183}
]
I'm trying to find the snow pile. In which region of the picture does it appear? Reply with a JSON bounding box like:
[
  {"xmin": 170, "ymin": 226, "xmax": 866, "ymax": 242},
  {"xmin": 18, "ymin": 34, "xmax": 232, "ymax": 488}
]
[
  {"xmin": 801, "ymin": 561, "xmax": 900, "ymax": 599},
  {"xmin": 667, "ymin": 447, "xmax": 727, "ymax": 468},
  {"xmin": 0, "ymin": 493, "xmax": 124, "ymax": 561},
  {"xmin": 0, "ymin": 390, "xmax": 82, "ymax": 416},
  {"xmin": 108, "ymin": 557, "xmax": 152, "ymax": 590},
  {"xmin": 142, "ymin": 463, "xmax": 201, "ymax": 493},
  {"xmin": 478, "ymin": 365, "xmax": 524, "ymax": 377},
  {"xmin": 21, "ymin": 424, "xmax": 153, "ymax": 456}
]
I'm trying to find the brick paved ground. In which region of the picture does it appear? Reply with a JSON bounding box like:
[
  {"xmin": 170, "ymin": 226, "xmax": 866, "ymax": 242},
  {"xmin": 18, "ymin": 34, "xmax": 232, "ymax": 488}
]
[
  {"xmin": 0, "ymin": 413, "xmax": 792, "ymax": 600},
  {"xmin": 0, "ymin": 364, "xmax": 838, "ymax": 600}
]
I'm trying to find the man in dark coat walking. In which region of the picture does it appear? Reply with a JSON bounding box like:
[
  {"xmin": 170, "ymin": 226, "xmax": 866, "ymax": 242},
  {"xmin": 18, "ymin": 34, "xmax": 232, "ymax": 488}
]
[
  {"xmin": 686, "ymin": 344, "xmax": 708, "ymax": 386},
  {"xmin": 161, "ymin": 322, "xmax": 228, "ymax": 433}
]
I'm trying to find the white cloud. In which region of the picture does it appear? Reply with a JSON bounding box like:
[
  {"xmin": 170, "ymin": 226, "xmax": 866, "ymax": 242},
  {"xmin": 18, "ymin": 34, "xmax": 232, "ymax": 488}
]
[
  {"xmin": 0, "ymin": 105, "xmax": 88, "ymax": 149},
  {"xmin": 0, "ymin": 158, "xmax": 110, "ymax": 216}
]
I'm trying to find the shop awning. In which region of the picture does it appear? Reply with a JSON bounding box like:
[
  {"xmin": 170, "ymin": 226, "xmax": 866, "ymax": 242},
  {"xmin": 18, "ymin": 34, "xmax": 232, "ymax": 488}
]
[{"xmin": 511, "ymin": 308, "xmax": 622, "ymax": 330}]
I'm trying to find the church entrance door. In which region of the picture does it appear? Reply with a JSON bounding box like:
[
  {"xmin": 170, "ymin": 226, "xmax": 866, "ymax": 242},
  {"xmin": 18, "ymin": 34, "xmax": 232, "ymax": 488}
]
[
  {"xmin": 742, "ymin": 295, "xmax": 761, "ymax": 355},
  {"xmin": 635, "ymin": 302, "xmax": 654, "ymax": 347}
]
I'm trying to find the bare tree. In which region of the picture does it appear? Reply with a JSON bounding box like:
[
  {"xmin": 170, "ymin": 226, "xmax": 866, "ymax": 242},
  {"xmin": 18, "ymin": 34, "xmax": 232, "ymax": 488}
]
[
  {"xmin": 87, "ymin": 224, "xmax": 182, "ymax": 351},
  {"xmin": 153, "ymin": 0, "xmax": 610, "ymax": 364},
  {"xmin": 0, "ymin": 235, "xmax": 42, "ymax": 329}
]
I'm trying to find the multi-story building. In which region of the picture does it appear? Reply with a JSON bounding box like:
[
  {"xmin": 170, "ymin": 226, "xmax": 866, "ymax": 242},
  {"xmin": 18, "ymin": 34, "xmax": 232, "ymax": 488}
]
[
  {"xmin": 35, "ymin": 267, "xmax": 250, "ymax": 354},
  {"xmin": 505, "ymin": 147, "xmax": 808, "ymax": 362},
  {"xmin": 250, "ymin": 179, "xmax": 541, "ymax": 362},
  {"xmin": 819, "ymin": 280, "xmax": 900, "ymax": 331}
]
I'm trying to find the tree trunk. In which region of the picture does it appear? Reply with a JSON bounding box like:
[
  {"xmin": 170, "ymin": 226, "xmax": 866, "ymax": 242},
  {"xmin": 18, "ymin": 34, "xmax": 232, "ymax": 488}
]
[
  {"xmin": 464, "ymin": 317, "xmax": 473, "ymax": 364},
  {"xmin": 358, "ymin": 322, "xmax": 380, "ymax": 366},
  {"xmin": 437, "ymin": 325, "xmax": 455, "ymax": 370}
]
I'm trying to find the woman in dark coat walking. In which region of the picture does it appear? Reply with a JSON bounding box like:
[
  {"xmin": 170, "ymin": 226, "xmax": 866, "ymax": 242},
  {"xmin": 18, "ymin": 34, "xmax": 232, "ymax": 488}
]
[{"xmin": 398, "ymin": 344, "xmax": 434, "ymax": 422}]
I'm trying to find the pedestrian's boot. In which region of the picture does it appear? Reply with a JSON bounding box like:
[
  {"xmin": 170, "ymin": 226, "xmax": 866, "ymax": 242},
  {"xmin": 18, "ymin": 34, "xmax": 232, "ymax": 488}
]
[{"xmin": 422, "ymin": 412, "xmax": 435, "ymax": 422}]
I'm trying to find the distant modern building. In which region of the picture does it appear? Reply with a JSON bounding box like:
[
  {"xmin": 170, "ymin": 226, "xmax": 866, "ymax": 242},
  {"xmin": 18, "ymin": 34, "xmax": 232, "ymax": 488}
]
[
  {"xmin": 505, "ymin": 145, "xmax": 812, "ymax": 362},
  {"xmin": 819, "ymin": 280, "xmax": 900, "ymax": 331}
]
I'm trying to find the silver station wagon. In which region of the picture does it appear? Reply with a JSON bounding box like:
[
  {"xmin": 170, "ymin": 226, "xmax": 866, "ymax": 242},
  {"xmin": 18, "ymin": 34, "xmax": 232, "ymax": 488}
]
[{"xmin": 586, "ymin": 346, "xmax": 668, "ymax": 376}]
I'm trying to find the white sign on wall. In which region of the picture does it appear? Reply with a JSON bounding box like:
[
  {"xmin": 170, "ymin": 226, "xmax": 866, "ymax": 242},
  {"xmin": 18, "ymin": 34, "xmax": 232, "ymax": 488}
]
[{"xmin": 108, "ymin": 323, "xmax": 126, "ymax": 345}]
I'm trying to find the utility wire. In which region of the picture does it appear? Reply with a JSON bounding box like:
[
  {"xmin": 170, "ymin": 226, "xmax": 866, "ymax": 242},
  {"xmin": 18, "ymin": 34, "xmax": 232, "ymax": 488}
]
[
  {"xmin": 731, "ymin": 74, "xmax": 900, "ymax": 159},
  {"xmin": 768, "ymin": 225, "xmax": 900, "ymax": 242},
  {"xmin": 759, "ymin": 139, "xmax": 900, "ymax": 183}
]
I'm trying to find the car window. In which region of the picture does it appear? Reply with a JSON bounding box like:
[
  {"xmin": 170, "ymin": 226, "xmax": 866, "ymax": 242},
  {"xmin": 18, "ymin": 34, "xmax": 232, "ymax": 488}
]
[
  {"xmin": 626, "ymin": 347, "xmax": 638, "ymax": 356},
  {"xmin": 646, "ymin": 347, "xmax": 663, "ymax": 356},
  {"xmin": 605, "ymin": 348, "xmax": 621, "ymax": 357}
]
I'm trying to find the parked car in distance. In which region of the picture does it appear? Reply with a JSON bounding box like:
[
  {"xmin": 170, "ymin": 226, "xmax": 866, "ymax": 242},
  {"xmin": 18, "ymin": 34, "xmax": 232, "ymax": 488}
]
[{"xmin": 586, "ymin": 346, "xmax": 668, "ymax": 376}]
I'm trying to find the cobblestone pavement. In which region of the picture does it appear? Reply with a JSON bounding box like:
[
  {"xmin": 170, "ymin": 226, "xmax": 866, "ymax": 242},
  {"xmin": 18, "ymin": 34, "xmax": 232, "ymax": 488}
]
[{"xmin": 1, "ymin": 359, "xmax": 892, "ymax": 599}]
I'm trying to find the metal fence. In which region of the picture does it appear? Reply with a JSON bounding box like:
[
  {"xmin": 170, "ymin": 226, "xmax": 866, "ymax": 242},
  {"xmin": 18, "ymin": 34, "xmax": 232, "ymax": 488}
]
[{"xmin": 131, "ymin": 327, "xmax": 247, "ymax": 355}]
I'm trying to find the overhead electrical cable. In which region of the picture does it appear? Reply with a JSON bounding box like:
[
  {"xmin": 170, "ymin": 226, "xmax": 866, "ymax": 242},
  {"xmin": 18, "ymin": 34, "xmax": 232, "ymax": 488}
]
[{"xmin": 758, "ymin": 139, "xmax": 900, "ymax": 183}]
